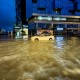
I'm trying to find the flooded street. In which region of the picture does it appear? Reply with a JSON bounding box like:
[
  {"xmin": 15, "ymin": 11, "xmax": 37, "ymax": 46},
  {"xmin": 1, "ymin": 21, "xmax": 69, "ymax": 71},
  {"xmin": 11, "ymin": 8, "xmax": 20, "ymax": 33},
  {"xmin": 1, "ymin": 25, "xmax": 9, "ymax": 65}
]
[{"xmin": 0, "ymin": 36, "xmax": 80, "ymax": 80}]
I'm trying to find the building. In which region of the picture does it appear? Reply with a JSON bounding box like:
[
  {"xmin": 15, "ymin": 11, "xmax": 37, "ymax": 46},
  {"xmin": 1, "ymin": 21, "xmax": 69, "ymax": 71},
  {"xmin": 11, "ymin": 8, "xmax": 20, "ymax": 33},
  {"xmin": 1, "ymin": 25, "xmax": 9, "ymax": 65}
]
[
  {"xmin": 16, "ymin": 0, "xmax": 27, "ymax": 25},
  {"xmin": 27, "ymin": 0, "xmax": 80, "ymax": 18},
  {"xmin": 27, "ymin": 0, "xmax": 80, "ymax": 36},
  {"xmin": 15, "ymin": 0, "xmax": 28, "ymax": 39}
]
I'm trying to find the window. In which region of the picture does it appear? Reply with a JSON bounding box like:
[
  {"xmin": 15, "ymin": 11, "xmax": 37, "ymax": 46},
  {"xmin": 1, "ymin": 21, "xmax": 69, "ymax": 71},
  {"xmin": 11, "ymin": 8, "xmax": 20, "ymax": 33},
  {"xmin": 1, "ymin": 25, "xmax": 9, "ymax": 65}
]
[
  {"xmin": 32, "ymin": 0, "xmax": 37, "ymax": 3},
  {"xmin": 53, "ymin": 8, "xmax": 61, "ymax": 14},
  {"xmin": 37, "ymin": 8, "xmax": 46, "ymax": 10}
]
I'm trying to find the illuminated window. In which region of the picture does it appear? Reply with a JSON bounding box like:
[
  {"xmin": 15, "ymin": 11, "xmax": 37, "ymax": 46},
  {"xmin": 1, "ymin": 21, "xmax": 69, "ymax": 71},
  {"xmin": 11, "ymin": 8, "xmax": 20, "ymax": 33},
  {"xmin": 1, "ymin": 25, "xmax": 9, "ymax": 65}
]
[{"xmin": 57, "ymin": 28, "xmax": 63, "ymax": 31}]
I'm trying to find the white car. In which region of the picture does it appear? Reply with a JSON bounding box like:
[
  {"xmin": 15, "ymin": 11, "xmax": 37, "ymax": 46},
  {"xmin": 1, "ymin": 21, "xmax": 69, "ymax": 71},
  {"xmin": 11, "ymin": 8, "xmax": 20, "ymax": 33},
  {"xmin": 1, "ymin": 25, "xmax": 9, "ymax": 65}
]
[{"xmin": 31, "ymin": 32, "xmax": 54, "ymax": 41}]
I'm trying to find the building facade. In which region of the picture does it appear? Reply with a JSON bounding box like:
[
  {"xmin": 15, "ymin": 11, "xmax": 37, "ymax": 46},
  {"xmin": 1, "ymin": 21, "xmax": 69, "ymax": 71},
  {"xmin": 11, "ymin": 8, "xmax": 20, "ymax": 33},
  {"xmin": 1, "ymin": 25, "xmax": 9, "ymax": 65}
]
[
  {"xmin": 27, "ymin": 0, "xmax": 80, "ymax": 36},
  {"xmin": 27, "ymin": 0, "xmax": 80, "ymax": 19},
  {"xmin": 16, "ymin": 0, "xmax": 27, "ymax": 25}
]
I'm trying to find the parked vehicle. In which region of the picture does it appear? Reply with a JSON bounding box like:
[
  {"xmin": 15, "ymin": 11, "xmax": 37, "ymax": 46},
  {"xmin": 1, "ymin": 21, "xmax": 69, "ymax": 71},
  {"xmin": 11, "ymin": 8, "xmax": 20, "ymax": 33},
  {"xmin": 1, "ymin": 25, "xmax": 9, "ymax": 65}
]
[{"xmin": 31, "ymin": 31, "xmax": 54, "ymax": 41}]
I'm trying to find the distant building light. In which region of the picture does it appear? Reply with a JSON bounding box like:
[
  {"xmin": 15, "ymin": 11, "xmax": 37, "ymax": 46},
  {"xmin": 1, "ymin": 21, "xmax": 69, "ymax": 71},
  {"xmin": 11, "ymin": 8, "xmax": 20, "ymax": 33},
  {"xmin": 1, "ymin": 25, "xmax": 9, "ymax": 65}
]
[
  {"xmin": 57, "ymin": 28, "xmax": 63, "ymax": 31},
  {"xmin": 23, "ymin": 25, "xmax": 28, "ymax": 28},
  {"xmin": 38, "ymin": 16, "xmax": 52, "ymax": 20},
  {"xmin": 53, "ymin": 17, "xmax": 66, "ymax": 21},
  {"xmin": 38, "ymin": 16, "xmax": 42, "ymax": 20},
  {"xmin": 15, "ymin": 26, "xmax": 20, "ymax": 28}
]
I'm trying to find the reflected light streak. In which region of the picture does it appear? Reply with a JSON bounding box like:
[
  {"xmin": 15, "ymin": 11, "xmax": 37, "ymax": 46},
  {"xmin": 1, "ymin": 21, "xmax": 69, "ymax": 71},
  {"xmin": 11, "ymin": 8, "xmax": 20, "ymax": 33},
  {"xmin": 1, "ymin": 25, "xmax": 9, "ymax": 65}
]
[{"xmin": 55, "ymin": 36, "xmax": 64, "ymax": 49}]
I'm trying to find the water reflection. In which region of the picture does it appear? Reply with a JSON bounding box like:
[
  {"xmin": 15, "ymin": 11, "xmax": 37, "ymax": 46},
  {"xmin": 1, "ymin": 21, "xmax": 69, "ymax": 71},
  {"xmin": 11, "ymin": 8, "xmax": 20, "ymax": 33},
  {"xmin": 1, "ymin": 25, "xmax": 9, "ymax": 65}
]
[
  {"xmin": 55, "ymin": 36, "xmax": 64, "ymax": 49},
  {"xmin": 0, "ymin": 36, "xmax": 80, "ymax": 80}
]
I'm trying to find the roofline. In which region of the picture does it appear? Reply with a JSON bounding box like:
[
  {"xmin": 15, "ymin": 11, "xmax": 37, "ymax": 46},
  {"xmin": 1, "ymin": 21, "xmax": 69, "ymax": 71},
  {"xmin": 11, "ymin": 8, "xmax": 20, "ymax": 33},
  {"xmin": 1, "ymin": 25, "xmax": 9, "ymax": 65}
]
[
  {"xmin": 31, "ymin": 13, "xmax": 80, "ymax": 18},
  {"xmin": 34, "ymin": 21, "xmax": 80, "ymax": 24}
]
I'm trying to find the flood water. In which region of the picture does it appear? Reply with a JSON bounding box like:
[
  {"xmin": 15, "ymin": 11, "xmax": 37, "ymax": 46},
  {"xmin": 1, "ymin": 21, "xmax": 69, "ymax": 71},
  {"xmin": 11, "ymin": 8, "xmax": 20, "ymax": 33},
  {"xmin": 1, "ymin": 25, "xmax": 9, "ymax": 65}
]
[{"xmin": 0, "ymin": 36, "xmax": 80, "ymax": 80}]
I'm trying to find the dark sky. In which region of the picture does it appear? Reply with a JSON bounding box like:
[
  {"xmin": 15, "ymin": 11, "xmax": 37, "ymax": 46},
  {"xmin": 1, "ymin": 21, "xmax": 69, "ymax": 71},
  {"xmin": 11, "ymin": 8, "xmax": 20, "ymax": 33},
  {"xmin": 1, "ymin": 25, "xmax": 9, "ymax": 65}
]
[
  {"xmin": 0, "ymin": 0, "xmax": 16, "ymax": 31},
  {"xmin": 0, "ymin": 0, "xmax": 32, "ymax": 31}
]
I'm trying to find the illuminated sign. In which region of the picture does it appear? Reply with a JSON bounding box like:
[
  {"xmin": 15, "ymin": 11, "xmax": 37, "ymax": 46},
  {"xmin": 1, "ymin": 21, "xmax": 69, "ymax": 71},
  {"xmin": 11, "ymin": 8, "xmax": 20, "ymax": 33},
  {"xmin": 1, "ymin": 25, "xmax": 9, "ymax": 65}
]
[
  {"xmin": 23, "ymin": 25, "xmax": 28, "ymax": 28},
  {"xmin": 53, "ymin": 17, "xmax": 66, "ymax": 21},
  {"xmin": 37, "ymin": 16, "xmax": 80, "ymax": 22},
  {"xmin": 57, "ymin": 28, "xmax": 63, "ymax": 31},
  {"xmin": 38, "ymin": 16, "xmax": 52, "ymax": 20}
]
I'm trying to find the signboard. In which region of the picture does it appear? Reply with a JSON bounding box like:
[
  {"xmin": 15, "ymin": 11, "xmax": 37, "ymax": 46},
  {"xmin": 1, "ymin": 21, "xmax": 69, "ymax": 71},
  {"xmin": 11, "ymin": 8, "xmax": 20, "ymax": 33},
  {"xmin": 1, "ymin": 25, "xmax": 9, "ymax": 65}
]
[
  {"xmin": 57, "ymin": 28, "xmax": 63, "ymax": 31},
  {"xmin": 38, "ymin": 16, "xmax": 52, "ymax": 20},
  {"xmin": 53, "ymin": 17, "xmax": 66, "ymax": 21},
  {"xmin": 37, "ymin": 30, "xmax": 53, "ymax": 35}
]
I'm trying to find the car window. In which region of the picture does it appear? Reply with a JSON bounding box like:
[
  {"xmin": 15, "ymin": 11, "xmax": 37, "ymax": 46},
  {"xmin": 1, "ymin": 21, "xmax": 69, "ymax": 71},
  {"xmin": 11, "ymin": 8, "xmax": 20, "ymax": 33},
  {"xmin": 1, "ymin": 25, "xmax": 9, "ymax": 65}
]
[{"xmin": 41, "ymin": 31, "xmax": 51, "ymax": 36}]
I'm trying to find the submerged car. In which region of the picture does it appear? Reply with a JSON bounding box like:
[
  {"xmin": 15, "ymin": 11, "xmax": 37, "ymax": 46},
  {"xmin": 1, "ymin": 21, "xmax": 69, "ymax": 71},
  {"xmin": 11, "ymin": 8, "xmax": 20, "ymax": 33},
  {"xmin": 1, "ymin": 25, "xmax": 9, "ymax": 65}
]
[{"xmin": 31, "ymin": 31, "xmax": 54, "ymax": 41}]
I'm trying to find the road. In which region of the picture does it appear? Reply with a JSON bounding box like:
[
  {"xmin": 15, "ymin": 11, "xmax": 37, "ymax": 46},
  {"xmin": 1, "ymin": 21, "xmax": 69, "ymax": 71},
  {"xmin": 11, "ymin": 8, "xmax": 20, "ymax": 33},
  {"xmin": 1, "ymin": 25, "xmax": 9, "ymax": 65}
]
[{"xmin": 0, "ymin": 36, "xmax": 80, "ymax": 80}]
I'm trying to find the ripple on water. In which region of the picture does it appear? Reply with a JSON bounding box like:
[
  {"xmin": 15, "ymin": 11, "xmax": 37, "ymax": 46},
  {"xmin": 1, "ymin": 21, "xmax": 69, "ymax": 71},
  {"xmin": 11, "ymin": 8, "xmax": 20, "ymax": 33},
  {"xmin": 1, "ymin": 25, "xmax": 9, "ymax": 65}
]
[{"xmin": 0, "ymin": 37, "xmax": 80, "ymax": 80}]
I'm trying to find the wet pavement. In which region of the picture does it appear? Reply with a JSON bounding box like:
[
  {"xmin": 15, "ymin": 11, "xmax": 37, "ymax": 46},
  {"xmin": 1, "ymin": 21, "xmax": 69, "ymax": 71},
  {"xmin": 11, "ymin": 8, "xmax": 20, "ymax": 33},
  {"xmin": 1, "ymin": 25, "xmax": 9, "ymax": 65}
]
[{"xmin": 0, "ymin": 36, "xmax": 80, "ymax": 80}]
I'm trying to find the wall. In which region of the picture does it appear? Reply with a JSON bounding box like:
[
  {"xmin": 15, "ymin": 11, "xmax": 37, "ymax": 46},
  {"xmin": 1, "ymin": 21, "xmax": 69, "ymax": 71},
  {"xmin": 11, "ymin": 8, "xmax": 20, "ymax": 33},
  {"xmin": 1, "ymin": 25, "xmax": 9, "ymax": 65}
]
[{"xmin": 26, "ymin": 0, "xmax": 33, "ymax": 19}]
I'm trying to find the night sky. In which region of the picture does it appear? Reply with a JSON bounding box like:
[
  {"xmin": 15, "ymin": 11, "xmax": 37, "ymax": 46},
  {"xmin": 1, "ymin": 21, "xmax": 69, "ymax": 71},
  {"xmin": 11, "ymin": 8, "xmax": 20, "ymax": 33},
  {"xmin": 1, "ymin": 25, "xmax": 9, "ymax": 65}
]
[
  {"xmin": 0, "ymin": 0, "xmax": 16, "ymax": 31},
  {"xmin": 0, "ymin": 0, "xmax": 32, "ymax": 31}
]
